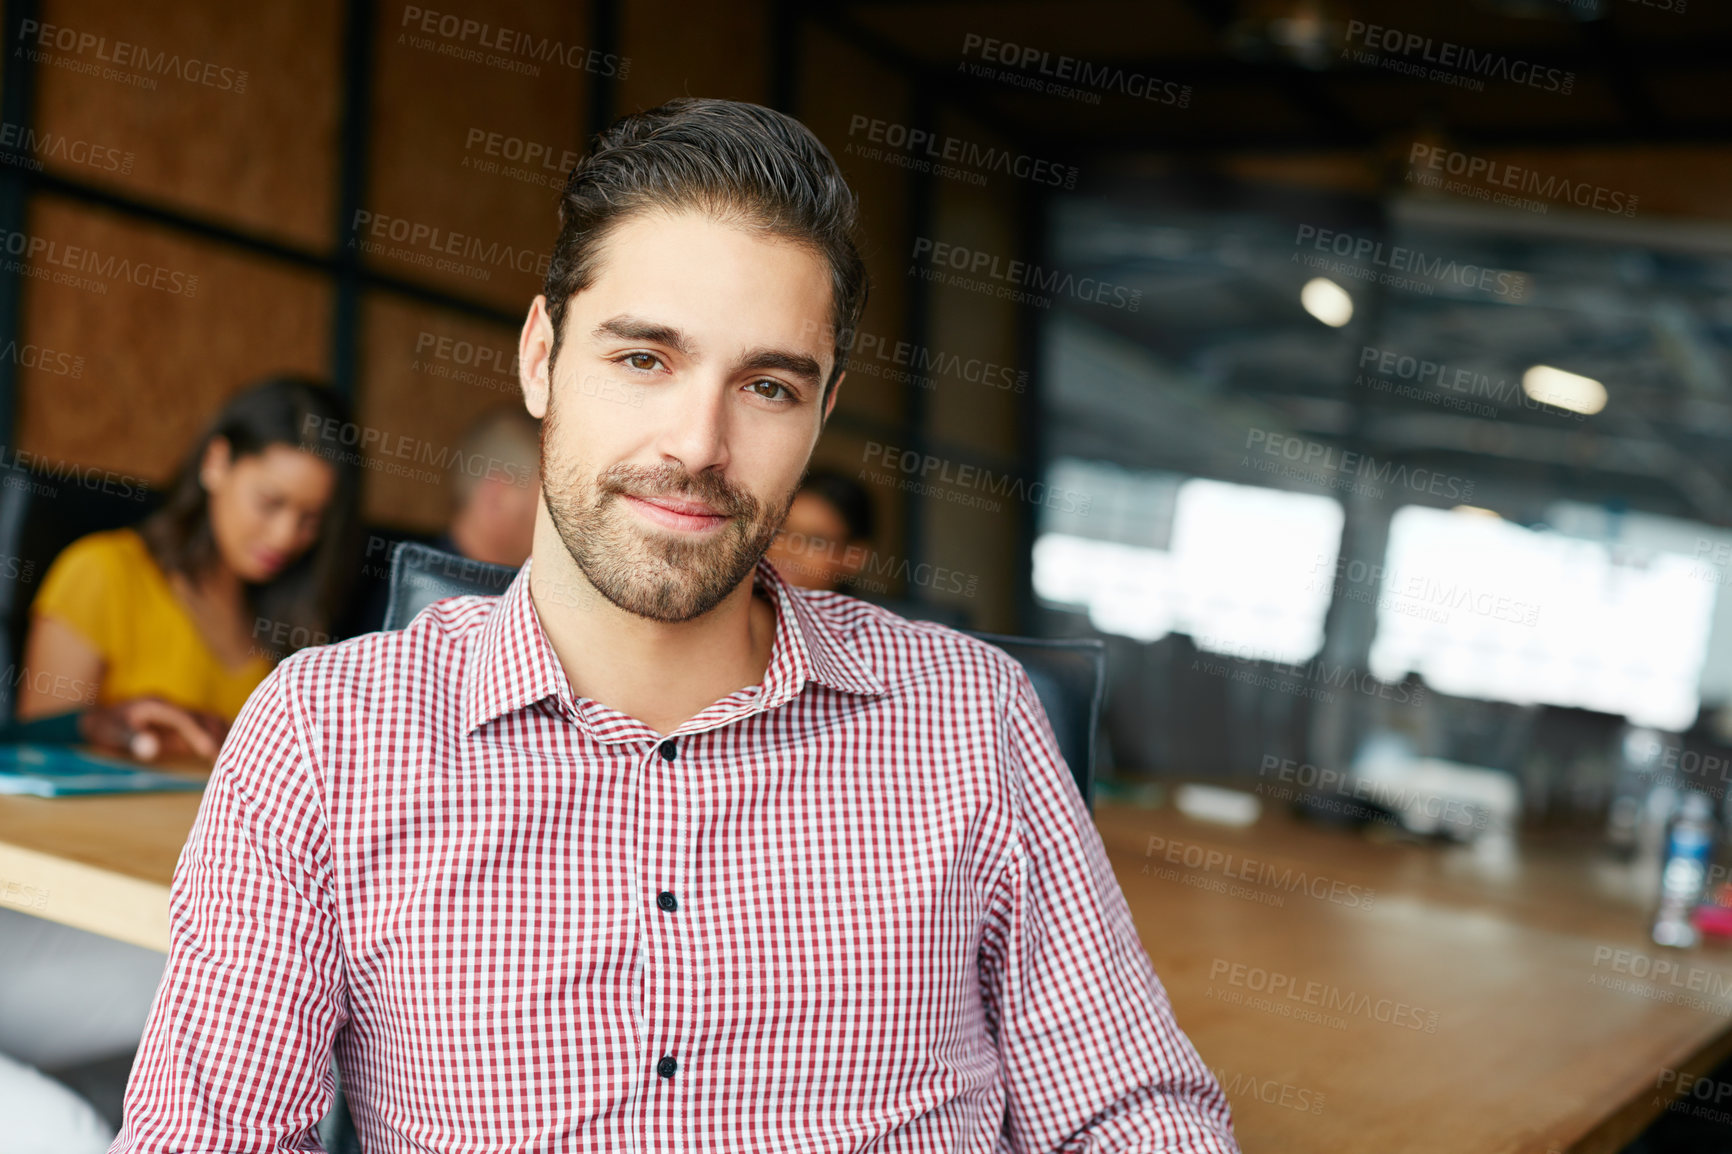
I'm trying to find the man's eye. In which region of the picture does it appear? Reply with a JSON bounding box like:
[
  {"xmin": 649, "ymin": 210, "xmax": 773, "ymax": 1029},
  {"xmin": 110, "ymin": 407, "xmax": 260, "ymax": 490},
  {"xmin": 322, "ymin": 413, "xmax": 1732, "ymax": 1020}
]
[
  {"xmin": 621, "ymin": 352, "xmax": 662, "ymax": 372},
  {"xmin": 750, "ymin": 379, "xmax": 793, "ymax": 402}
]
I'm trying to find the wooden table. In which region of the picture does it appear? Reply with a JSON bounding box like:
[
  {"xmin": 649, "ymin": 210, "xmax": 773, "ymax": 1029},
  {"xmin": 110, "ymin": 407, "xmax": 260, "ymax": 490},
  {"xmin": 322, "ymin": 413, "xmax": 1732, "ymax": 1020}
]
[
  {"xmin": 5, "ymin": 773, "xmax": 1731, "ymax": 1151},
  {"xmin": 1093, "ymin": 793, "xmax": 1732, "ymax": 1153},
  {"xmin": 0, "ymin": 754, "xmax": 207, "ymax": 953}
]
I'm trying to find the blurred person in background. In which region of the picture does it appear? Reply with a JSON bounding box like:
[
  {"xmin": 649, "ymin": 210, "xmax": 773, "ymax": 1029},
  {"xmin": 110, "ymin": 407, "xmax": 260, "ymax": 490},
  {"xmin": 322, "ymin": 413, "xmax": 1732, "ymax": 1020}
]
[
  {"xmin": 763, "ymin": 465, "xmax": 873, "ymax": 591},
  {"xmin": 1, "ymin": 373, "xmax": 361, "ymax": 1150},
  {"xmin": 768, "ymin": 466, "xmax": 974, "ymax": 628},
  {"xmin": 435, "ymin": 405, "xmax": 542, "ymax": 567},
  {"xmin": 17, "ymin": 373, "xmax": 361, "ymax": 745},
  {"xmin": 340, "ymin": 405, "xmax": 540, "ymax": 637}
]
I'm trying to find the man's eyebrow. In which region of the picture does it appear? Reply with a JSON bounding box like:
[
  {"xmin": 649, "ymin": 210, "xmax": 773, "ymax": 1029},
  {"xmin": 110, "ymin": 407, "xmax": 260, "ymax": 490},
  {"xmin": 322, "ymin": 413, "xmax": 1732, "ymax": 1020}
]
[
  {"xmin": 591, "ymin": 315, "xmax": 694, "ymax": 356},
  {"xmin": 737, "ymin": 347, "xmax": 824, "ymax": 390}
]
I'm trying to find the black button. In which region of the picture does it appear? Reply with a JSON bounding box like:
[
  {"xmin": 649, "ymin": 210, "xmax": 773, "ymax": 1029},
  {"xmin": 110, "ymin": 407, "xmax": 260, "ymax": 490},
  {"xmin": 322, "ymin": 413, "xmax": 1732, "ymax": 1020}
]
[
  {"xmin": 656, "ymin": 890, "xmax": 678, "ymax": 912},
  {"xmin": 656, "ymin": 1055, "xmax": 678, "ymax": 1078},
  {"xmin": 659, "ymin": 739, "xmax": 678, "ymax": 762}
]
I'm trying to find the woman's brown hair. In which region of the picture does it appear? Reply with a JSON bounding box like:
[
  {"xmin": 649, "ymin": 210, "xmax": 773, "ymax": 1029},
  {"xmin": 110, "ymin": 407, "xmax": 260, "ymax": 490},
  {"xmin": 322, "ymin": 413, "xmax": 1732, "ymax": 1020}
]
[{"xmin": 136, "ymin": 374, "xmax": 362, "ymax": 661}]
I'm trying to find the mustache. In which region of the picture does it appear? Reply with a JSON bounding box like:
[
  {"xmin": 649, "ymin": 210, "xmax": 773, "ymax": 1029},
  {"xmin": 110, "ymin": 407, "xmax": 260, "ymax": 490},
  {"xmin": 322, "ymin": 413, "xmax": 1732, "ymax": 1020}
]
[{"xmin": 599, "ymin": 468, "xmax": 755, "ymax": 518}]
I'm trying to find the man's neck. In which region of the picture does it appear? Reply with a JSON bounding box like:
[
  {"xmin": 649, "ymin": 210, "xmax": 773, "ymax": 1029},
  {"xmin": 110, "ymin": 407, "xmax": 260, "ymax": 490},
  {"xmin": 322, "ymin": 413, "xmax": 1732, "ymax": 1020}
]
[{"xmin": 528, "ymin": 544, "xmax": 779, "ymax": 738}]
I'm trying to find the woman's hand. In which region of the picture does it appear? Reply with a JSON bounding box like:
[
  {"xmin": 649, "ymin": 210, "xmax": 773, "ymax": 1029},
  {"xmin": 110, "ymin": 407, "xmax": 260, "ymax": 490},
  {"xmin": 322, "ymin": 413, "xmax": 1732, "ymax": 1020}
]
[{"xmin": 78, "ymin": 697, "xmax": 226, "ymax": 762}]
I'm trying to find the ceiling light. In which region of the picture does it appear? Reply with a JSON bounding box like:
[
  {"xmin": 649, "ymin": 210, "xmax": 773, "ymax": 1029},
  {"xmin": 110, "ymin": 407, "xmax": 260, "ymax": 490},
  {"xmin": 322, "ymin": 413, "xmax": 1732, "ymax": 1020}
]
[
  {"xmin": 1522, "ymin": 365, "xmax": 1607, "ymax": 415},
  {"xmin": 1300, "ymin": 277, "xmax": 1353, "ymax": 327}
]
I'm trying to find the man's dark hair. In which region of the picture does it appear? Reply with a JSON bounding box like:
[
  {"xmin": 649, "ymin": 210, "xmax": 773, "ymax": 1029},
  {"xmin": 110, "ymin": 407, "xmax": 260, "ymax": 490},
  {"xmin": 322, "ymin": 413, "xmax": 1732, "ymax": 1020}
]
[{"xmin": 542, "ymin": 97, "xmax": 868, "ymax": 411}]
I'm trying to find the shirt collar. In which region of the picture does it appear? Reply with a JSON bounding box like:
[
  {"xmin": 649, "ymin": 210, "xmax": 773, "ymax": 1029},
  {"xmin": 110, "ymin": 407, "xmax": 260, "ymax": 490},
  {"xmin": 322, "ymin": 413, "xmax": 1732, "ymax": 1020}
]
[{"xmin": 460, "ymin": 553, "xmax": 887, "ymax": 738}]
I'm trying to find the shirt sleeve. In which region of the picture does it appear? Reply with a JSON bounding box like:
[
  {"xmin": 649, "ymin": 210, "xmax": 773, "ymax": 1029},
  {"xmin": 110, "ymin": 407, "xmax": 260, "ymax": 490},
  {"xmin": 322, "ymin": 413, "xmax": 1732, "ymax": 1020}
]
[
  {"xmin": 980, "ymin": 664, "xmax": 1240, "ymax": 1153},
  {"xmin": 31, "ymin": 532, "xmax": 126, "ymax": 658},
  {"xmin": 109, "ymin": 661, "xmax": 349, "ymax": 1153}
]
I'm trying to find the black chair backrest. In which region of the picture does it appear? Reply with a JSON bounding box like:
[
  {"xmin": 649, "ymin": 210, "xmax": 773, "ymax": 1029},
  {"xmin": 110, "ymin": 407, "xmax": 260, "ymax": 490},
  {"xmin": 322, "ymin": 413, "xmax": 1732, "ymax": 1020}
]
[
  {"xmin": 384, "ymin": 541, "xmax": 1102, "ymax": 809},
  {"xmin": 0, "ymin": 462, "xmax": 161, "ymax": 722}
]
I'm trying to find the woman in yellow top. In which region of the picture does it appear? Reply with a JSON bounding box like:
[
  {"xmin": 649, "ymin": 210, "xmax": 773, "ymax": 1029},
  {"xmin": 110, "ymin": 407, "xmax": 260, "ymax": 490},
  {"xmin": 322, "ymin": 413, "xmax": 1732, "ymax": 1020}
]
[
  {"xmin": 17, "ymin": 374, "xmax": 361, "ymax": 754},
  {"xmin": 1, "ymin": 376, "xmax": 363, "ymax": 1149}
]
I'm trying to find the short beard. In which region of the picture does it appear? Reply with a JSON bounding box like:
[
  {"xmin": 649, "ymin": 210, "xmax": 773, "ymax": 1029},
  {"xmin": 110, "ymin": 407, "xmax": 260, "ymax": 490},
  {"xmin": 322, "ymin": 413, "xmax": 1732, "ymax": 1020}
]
[{"xmin": 538, "ymin": 374, "xmax": 800, "ymax": 623}]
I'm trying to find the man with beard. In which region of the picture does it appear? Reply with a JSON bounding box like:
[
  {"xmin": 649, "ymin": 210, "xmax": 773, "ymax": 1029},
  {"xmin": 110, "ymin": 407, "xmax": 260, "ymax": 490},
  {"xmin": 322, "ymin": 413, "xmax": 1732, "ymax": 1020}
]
[{"xmin": 110, "ymin": 99, "xmax": 1239, "ymax": 1153}]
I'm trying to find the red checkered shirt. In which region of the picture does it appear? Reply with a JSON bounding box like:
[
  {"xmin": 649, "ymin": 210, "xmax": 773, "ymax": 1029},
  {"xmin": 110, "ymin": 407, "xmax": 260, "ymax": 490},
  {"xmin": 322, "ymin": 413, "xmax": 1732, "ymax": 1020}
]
[{"xmin": 111, "ymin": 555, "xmax": 1238, "ymax": 1152}]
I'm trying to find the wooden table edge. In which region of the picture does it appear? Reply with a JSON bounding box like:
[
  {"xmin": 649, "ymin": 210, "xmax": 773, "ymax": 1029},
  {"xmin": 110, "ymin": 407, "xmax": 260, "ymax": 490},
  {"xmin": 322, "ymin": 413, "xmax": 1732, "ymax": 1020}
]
[{"xmin": 0, "ymin": 840, "xmax": 171, "ymax": 953}]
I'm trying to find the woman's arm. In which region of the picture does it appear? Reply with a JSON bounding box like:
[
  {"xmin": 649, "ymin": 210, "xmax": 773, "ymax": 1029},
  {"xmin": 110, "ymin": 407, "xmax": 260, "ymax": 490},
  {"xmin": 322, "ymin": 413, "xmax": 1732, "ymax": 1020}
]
[{"xmin": 16, "ymin": 612, "xmax": 105, "ymax": 721}]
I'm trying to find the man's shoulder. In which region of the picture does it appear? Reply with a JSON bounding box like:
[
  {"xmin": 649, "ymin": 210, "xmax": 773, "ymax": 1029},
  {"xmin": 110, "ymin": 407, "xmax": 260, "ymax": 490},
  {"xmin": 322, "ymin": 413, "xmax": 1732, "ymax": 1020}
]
[{"xmin": 270, "ymin": 592, "xmax": 501, "ymax": 703}]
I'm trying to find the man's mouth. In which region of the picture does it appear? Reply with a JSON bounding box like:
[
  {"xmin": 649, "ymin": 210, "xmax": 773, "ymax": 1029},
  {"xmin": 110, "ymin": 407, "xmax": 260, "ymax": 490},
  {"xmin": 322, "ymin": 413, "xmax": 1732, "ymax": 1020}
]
[{"xmin": 622, "ymin": 492, "xmax": 730, "ymax": 532}]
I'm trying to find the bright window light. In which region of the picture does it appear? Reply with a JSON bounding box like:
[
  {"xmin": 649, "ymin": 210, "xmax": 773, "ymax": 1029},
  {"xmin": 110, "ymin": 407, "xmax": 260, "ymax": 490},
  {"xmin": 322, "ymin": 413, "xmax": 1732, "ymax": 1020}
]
[
  {"xmin": 1522, "ymin": 365, "xmax": 1607, "ymax": 415},
  {"xmin": 1300, "ymin": 277, "xmax": 1353, "ymax": 327},
  {"xmin": 1034, "ymin": 474, "xmax": 1343, "ymax": 663},
  {"xmin": 1368, "ymin": 506, "xmax": 1714, "ymax": 729}
]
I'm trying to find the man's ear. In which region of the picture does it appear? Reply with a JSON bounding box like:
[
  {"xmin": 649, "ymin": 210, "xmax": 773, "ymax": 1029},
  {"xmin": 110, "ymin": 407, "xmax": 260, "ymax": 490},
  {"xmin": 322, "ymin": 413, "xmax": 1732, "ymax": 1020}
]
[
  {"xmin": 519, "ymin": 295, "xmax": 555, "ymax": 420},
  {"xmin": 821, "ymin": 370, "xmax": 845, "ymax": 425}
]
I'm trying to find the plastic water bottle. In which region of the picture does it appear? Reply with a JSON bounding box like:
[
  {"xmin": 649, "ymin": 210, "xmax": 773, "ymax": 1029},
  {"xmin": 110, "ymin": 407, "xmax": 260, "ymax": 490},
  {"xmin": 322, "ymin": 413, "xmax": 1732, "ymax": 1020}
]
[{"xmin": 1653, "ymin": 790, "xmax": 1715, "ymax": 949}]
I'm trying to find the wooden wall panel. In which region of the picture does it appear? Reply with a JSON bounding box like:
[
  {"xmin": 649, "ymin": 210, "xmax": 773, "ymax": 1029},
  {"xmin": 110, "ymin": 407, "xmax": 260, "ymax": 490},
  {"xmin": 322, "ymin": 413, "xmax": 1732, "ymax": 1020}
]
[
  {"xmin": 799, "ymin": 23, "xmax": 914, "ymax": 439},
  {"xmin": 354, "ymin": 292, "xmax": 528, "ymax": 531},
  {"xmin": 924, "ymin": 107, "xmax": 1029, "ymax": 463},
  {"xmin": 617, "ymin": 0, "xmax": 768, "ymax": 112},
  {"xmin": 30, "ymin": 0, "xmax": 342, "ymax": 250},
  {"xmin": 365, "ymin": 0, "xmax": 593, "ymax": 313},
  {"xmin": 915, "ymin": 124, "xmax": 1027, "ymax": 632},
  {"xmin": 17, "ymin": 196, "xmax": 329, "ymax": 483}
]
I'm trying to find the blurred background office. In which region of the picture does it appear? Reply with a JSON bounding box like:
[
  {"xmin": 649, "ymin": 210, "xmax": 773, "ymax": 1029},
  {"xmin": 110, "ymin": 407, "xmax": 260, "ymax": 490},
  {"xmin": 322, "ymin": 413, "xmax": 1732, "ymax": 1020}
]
[{"xmin": 2, "ymin": 0, "xmax": 1731, "ymax": 1149}]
